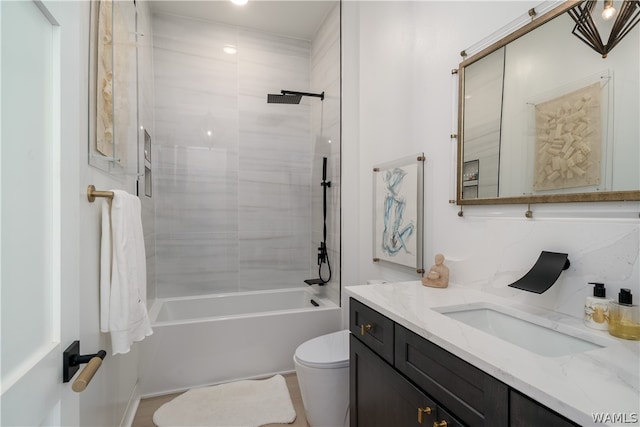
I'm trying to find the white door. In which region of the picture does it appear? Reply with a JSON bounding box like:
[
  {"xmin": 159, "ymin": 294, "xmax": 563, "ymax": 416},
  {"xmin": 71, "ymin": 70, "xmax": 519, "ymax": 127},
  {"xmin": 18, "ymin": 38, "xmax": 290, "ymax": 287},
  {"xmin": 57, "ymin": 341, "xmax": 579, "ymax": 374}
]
[{"xmin": 1, "ymin": 0, "xmax": 80, "ymax": 425}]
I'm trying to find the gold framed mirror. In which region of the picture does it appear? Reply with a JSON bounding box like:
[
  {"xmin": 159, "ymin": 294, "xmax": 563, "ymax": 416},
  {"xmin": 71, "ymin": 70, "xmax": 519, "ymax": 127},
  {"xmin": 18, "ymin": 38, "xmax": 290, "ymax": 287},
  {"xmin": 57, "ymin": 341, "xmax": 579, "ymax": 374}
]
[{"xmin": 457, "ymin": 0, "xmax": 640, "ymax": 205}]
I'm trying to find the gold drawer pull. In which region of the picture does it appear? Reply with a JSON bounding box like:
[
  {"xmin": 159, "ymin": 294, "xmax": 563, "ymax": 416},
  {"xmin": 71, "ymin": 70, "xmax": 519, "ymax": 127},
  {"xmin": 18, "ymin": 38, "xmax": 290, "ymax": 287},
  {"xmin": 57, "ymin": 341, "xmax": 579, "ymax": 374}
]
[
  {"xmin": 433, "ymin": 420, "xmax": 448, "ymax": 427},
  {"xmin": 417, "ymin": 406, "xmax": 432, "ymax": 424},
  {"xmin": 360, "ymin": 323, "xmax": 373, "ymax": 335}
]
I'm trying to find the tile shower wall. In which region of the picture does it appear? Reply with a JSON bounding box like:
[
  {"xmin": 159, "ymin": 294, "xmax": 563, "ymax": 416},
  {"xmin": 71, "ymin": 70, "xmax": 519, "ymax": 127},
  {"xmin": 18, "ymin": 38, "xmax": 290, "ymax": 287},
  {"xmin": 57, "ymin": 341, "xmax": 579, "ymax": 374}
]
[
  {"xmin": 152, "ymin": 13, "xmax": 313, "ymax": 297},
  {"xmin": 138, "ymin": 1, "xmax": 156, "ymax": 303},
  {"xmin": 311, "ymin": 4, "xmax": 341, "ymax": 305}
]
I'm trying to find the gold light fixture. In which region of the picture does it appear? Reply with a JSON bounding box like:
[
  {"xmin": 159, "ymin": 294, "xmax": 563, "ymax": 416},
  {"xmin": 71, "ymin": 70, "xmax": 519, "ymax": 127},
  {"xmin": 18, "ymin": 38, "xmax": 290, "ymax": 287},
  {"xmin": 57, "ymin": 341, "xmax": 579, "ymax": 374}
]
[{"xmin": 568, "ymin": 0, "xmax": 640, "ymax": 58}]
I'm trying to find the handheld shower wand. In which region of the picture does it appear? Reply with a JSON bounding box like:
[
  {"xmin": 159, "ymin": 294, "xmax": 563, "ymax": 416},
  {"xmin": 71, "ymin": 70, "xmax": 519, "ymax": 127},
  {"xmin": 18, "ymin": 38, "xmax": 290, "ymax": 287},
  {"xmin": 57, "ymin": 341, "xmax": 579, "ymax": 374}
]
[
  {"xmin": 304, "ymin": 157, "xmax": 332, "ymax": 286},
  {"xmin": 318, "ymin": 157, "xmax": 332, "ymax": 283}
]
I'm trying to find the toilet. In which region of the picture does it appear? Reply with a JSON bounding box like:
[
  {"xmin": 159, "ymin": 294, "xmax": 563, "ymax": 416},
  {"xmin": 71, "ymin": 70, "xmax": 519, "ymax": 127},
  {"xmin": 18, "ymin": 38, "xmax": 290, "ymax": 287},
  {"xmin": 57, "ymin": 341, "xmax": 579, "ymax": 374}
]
[{"xmin": 294, "ymin": 329, "xmax": 350, "ymax": 427}]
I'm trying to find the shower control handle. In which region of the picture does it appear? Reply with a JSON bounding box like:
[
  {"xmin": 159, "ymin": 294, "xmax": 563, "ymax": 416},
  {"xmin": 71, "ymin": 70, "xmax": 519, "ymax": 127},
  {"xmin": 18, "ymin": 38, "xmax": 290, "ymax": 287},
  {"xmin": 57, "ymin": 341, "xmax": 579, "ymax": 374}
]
[{"xmin": 317, "ymin": 243, "xmax": 327, "ymax": 265}]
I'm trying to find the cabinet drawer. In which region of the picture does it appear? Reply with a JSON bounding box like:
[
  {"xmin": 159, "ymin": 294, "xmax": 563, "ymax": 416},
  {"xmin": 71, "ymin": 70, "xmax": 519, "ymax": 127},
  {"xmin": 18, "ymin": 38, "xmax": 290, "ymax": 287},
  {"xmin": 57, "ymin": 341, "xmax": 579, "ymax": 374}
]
[
  {"xmin": 349, "ymin": 298, "xmax": 394, "ymax": 364},
  {"xmin": 510, "ymin": 390, "xmax": 579, "ymax": 427},
  {"xmin": 395, "ymin": 324, "xmax": 508, "ymax": 427}
]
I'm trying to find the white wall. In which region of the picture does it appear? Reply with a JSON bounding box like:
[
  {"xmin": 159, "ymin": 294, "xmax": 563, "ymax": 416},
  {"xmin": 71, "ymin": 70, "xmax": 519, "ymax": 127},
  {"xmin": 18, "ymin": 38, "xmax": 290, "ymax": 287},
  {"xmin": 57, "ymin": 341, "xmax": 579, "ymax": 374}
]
[
  {"xmin": 342, "ymin": 1, "xmax": 640, "ymax": 322},
  {"xmin": 77, "ymin": 1, "xmax": 152, "ymax": 425}
]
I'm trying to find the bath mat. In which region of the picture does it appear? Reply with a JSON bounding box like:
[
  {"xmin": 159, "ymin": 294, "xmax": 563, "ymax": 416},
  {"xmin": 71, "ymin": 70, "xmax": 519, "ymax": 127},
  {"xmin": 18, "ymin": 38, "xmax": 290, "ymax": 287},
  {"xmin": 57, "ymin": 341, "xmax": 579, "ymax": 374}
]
[{"xmin": 153, "ymin": 374, "xmax": 296, "ymax": 427}]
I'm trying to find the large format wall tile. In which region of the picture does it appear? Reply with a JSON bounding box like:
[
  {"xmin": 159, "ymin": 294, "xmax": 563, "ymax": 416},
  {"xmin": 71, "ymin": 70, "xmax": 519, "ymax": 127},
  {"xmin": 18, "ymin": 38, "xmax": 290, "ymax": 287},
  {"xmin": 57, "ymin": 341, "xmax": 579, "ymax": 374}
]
[
  {"xmin": 238, "ymin": 231, "xmax": 310, "ymax": 291},
  {"xmin": 152, "ymin": 12, "xmax": 332, "ymax": 298},
  {"xmin": 156, "ymin": 232, "xmax": 239, "ymax": 297}
]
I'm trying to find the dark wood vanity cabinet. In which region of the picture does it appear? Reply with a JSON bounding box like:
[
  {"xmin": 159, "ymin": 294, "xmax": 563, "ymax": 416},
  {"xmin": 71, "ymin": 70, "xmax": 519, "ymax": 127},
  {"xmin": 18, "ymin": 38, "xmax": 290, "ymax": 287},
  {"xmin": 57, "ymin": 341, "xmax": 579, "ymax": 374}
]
[
  {"xmin": 349, "ymin": 298, "xmax": 580, "ymax": 427},
  {"xmin": 509, "ymin": 390, "xmax": 580, "ymax": 427}
]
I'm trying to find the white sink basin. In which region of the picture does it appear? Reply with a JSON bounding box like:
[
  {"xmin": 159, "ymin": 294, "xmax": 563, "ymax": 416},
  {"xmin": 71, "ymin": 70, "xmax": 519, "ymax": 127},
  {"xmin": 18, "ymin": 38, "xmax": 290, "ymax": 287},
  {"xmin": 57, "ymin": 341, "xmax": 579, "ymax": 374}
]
[{"xmin": 435, "ymin": 303, "xmax": 608, "ymax": 357}]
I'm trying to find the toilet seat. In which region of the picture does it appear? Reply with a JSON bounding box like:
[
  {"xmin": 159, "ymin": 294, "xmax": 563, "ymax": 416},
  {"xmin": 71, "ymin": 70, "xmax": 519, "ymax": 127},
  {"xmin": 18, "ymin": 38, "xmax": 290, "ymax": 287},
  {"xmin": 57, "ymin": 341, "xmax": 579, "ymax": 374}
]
[{"xmin": 294, "ymin": 329, "xmax": 349, "ymax": 369}]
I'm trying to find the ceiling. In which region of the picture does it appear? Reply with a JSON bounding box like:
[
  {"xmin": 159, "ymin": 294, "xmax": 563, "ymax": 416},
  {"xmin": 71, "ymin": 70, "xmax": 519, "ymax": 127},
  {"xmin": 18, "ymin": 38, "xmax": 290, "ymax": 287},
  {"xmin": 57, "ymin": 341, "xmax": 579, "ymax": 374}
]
[{"xmin": 147, "ymin": 1, "xmax": 337, "ymax": 41}]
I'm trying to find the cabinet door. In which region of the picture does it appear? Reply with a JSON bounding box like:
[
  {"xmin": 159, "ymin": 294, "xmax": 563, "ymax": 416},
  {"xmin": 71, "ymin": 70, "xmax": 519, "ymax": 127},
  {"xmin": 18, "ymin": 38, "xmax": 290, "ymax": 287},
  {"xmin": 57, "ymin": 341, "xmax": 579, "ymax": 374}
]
[
  {"xmin": 510, "ymin": 390, "xmax": 580, "ymax": 427},
  {"xmin": 351, "ymin": 335, "xmax": 437, "ymax": 427}
]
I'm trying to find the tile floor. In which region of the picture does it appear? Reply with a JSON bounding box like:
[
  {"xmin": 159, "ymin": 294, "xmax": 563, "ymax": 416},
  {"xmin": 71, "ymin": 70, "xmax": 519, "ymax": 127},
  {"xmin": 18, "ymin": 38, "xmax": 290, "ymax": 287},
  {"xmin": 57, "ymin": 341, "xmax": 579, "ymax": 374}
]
[{"xmin": 131, "ymin": 373, "xmax": 309, "ymax": 427}]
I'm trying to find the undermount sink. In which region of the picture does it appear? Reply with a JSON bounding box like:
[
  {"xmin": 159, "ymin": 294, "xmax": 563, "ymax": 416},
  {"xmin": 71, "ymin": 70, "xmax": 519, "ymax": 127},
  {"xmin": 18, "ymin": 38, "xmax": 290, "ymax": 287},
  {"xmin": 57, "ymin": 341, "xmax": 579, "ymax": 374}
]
[{"xmin": 434, "ymin": 303, "xmax": 608, "ymax": 357}]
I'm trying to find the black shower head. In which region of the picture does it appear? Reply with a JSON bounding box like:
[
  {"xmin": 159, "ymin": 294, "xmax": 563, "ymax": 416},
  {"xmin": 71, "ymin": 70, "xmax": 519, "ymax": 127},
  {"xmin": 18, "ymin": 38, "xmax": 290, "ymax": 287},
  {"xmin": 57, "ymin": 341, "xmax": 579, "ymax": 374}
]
[
  {"xmin": 267, "ymin": 93, "xmax": 303, "ymax": 104},
  {"xmin": 267, "ymin": 90, "xmax": 324, "ymax": 104}
]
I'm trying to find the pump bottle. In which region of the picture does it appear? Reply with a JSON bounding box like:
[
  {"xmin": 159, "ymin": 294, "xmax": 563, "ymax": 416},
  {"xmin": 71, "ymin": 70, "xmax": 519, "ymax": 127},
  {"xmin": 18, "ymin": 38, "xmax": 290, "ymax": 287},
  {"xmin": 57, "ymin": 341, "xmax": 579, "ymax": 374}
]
[{"xmin": 584, "ymin": 282, "xmax": 612, "ymax": 330}]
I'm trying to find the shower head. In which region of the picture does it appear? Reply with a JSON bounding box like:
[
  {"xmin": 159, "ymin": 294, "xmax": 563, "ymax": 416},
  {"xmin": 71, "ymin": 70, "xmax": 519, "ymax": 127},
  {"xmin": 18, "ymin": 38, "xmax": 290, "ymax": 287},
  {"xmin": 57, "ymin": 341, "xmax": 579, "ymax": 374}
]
[
  {"xmin": 267, "ymin": 90, "xmax": 324, "ymax": 104},
  {"xmin": 267, "ymin": 93, "xmax": 303, "ymax": 104}
]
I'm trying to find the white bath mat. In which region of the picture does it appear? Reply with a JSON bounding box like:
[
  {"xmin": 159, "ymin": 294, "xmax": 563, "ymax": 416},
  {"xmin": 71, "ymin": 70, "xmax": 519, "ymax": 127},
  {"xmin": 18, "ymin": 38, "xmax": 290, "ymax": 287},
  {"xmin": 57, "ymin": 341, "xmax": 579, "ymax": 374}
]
[{"xmin": 152, "ymin": 374, "xmax": 296, "ymax": 427}]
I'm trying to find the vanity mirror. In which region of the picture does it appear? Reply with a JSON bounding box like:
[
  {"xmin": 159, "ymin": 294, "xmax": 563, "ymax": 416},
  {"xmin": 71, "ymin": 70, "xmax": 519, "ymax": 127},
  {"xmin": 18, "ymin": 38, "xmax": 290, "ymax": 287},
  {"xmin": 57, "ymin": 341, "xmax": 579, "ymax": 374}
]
[{"xmin": 457, "ymin": 0, "xmax": 640, "ymax": 205}]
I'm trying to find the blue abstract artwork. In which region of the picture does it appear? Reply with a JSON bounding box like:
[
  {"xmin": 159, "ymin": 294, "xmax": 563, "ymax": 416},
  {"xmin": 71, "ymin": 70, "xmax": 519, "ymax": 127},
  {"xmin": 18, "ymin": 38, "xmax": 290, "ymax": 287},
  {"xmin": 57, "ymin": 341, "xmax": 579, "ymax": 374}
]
[
  {"xmin": 381, "ymin": 168, "xmax": 415, "ymax": 256},
  {"xmin": 373, "ymin": 156, "xmax": 422, "ymax": 270}
]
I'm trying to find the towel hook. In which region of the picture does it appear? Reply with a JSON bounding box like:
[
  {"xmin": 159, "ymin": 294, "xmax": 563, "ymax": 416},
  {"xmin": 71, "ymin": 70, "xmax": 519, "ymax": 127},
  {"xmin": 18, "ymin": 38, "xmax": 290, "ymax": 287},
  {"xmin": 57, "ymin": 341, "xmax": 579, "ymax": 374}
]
[{"xmin": 87, "ymin": 185, "xmax": 114, "ymax": 202}]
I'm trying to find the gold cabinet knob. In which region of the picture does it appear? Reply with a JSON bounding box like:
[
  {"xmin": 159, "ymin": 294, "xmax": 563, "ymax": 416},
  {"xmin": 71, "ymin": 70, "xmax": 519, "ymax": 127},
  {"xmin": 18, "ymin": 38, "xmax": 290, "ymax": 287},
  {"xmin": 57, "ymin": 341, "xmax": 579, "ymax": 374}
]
[
  {"xmin": 360, "ymin": 323, "xmax": 373, "ymax": 336},
  {"xmin": 433, "ymin": 420, "xmax": 448, "ymax": 427},
  {"xmin": 417, "ymin": 406, "xmax": 432, "ymax": 424}
]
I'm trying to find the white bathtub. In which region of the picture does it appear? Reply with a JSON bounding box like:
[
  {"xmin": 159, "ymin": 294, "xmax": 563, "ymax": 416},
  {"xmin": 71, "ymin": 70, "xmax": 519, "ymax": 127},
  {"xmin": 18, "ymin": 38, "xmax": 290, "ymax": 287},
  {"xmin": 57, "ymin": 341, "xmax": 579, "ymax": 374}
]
[{"xmin": 139, "ymin": 287, "xmax": 342, "ymax": 396}]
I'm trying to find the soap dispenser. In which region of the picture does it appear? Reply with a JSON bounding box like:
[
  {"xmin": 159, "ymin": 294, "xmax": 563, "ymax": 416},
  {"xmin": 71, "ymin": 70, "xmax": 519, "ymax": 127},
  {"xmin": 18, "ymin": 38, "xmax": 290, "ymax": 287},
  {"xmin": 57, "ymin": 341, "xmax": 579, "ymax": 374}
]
[
  {"xmin": 609, "ymin": 289, "xmax": 640, "ymax": 340},
  {"xmin": 584, "ymin": 282, "xmax": 612, "ymax": 330}
]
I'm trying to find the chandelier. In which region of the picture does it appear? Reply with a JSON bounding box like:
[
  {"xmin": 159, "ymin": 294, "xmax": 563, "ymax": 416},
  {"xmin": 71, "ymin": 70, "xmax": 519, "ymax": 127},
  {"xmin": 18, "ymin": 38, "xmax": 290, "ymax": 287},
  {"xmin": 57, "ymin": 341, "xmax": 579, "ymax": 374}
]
[{"xmin": 568, "ymin": 0, "xmax": 640, "ymax": 58}]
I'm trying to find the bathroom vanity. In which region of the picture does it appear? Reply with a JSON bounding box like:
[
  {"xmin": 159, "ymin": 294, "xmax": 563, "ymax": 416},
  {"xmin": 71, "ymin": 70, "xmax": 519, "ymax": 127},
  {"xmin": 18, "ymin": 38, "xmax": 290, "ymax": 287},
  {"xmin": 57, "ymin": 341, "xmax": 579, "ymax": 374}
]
[{"xmin": 346, "ymin": 282, "xmax": 640, "ymax": 426}]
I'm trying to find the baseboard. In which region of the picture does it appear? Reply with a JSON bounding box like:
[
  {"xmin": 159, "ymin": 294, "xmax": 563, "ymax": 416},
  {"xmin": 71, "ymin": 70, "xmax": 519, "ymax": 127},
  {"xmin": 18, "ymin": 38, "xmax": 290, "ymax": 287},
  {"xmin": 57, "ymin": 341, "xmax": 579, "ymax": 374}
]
[{"xmin": 120, "ymin": 382, "xmax": 141, "ymax": 427}]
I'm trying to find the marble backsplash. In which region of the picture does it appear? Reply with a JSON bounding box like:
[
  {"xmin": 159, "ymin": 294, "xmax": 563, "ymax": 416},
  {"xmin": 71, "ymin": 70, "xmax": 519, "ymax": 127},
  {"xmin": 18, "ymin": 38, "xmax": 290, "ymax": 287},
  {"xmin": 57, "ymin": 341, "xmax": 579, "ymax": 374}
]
[{"xmin": 443, "ymin": 218, "xmax": 640, "ymax": 320}]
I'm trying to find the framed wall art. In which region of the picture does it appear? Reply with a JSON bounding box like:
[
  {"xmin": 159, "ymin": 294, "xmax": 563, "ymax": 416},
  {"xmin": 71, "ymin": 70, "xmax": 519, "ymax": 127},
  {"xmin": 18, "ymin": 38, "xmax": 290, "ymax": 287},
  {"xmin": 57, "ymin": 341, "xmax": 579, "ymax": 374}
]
[
  {"xmin": 533, "ymin": 82, "xmax": 602, "ymax": 192},
  {"xmin": 372, "ymin": 154, "xmax": 424, "ymax": 274}
]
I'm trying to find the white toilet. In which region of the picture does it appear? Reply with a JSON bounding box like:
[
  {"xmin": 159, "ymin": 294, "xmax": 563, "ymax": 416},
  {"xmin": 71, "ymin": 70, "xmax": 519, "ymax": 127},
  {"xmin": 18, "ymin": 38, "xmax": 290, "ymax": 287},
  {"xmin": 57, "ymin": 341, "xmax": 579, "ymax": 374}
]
[{"xmin": 294, "ymin": 329, "xmax": 350, "ymax": 427}]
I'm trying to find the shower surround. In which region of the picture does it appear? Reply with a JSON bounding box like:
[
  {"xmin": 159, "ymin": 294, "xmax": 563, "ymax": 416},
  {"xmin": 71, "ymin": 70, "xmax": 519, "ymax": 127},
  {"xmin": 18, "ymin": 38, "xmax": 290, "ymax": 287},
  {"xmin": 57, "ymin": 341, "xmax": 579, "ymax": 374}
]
[{"xmin": 152, "ymin": 12, "xmax": 337, "ymax": 299}]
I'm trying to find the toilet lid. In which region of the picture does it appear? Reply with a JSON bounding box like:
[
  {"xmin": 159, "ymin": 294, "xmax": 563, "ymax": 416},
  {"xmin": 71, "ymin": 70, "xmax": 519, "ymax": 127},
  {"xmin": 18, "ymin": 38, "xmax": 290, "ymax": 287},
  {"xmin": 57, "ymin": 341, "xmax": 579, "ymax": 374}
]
[{"xmin": 295, "ymin": 330, "xmax": 350, "ymax": 369}]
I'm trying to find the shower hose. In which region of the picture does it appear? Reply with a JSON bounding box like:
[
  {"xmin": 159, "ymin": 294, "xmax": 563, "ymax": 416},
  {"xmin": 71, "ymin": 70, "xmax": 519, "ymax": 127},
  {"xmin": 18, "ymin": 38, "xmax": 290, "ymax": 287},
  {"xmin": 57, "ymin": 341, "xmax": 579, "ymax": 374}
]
[{"xmin": 319, "ymin": 157, "xmax": 332, "ymax": 284}]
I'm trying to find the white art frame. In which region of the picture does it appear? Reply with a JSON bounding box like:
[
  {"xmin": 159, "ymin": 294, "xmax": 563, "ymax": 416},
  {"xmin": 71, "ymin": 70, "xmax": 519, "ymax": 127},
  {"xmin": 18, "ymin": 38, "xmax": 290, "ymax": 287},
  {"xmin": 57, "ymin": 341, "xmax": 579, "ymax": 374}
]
[{"xmin": 372, "ymin": 154, "xmax": 424, "ymax": 274}]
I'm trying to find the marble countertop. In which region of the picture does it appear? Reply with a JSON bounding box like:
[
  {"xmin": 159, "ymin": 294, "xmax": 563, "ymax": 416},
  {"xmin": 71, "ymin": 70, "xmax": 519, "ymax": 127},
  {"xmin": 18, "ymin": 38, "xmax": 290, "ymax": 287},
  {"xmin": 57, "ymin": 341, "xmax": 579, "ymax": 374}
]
[{"xmin": 345, "ymin": 281, "xmax": 640, "ymax": 427}]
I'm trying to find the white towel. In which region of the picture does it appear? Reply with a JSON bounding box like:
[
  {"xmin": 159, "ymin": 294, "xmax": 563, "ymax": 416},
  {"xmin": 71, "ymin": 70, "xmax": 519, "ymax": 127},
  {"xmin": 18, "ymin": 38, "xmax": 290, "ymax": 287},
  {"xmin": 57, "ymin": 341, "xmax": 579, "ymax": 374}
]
[{"xmin": 100, "ymin": 190, "xmax": 153, "ymax": 355}]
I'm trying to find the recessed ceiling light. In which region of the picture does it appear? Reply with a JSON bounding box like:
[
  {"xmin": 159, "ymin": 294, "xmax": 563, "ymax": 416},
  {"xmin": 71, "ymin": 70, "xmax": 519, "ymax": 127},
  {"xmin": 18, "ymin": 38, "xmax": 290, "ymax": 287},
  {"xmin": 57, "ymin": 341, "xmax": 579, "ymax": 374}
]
[
  {"xmin": 223, "ymin": 45, "xmax": 237, "ymax": 55},
  {"xmin": 230, "ymin": 0, "xmax": 248, "ymax": 5}
]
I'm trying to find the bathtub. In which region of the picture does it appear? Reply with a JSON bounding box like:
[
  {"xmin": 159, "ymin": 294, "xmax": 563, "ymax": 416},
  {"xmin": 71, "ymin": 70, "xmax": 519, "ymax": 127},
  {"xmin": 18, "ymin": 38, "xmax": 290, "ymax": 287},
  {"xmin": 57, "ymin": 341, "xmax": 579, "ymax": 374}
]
[{"xmin": 139, "ymin": 287, "xmax": 342, "ymax": 396}]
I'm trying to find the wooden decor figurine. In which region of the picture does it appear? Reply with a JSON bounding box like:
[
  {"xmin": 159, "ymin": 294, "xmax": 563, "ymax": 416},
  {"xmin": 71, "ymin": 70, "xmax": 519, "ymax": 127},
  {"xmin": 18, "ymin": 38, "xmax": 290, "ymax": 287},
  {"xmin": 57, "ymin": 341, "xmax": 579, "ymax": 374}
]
[{"xmin": 421, "ymin": 254, "xmax": 449, "ymax": 288}]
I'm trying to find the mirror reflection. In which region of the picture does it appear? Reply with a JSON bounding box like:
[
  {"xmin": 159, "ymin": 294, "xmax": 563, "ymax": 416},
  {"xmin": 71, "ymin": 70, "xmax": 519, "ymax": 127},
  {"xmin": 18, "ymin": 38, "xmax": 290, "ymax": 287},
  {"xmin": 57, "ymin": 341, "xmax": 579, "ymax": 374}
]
[{"xmin": 459, "ymin": 1, "xmax": 639, "ymax": 204}]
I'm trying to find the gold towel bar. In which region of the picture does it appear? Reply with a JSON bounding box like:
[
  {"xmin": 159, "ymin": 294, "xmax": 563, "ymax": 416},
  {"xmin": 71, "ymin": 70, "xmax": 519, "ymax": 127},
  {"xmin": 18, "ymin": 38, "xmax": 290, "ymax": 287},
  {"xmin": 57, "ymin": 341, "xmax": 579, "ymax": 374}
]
[{"xmin": 87, "ymin": 185, "xmax": 114, "ymax": 202}]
